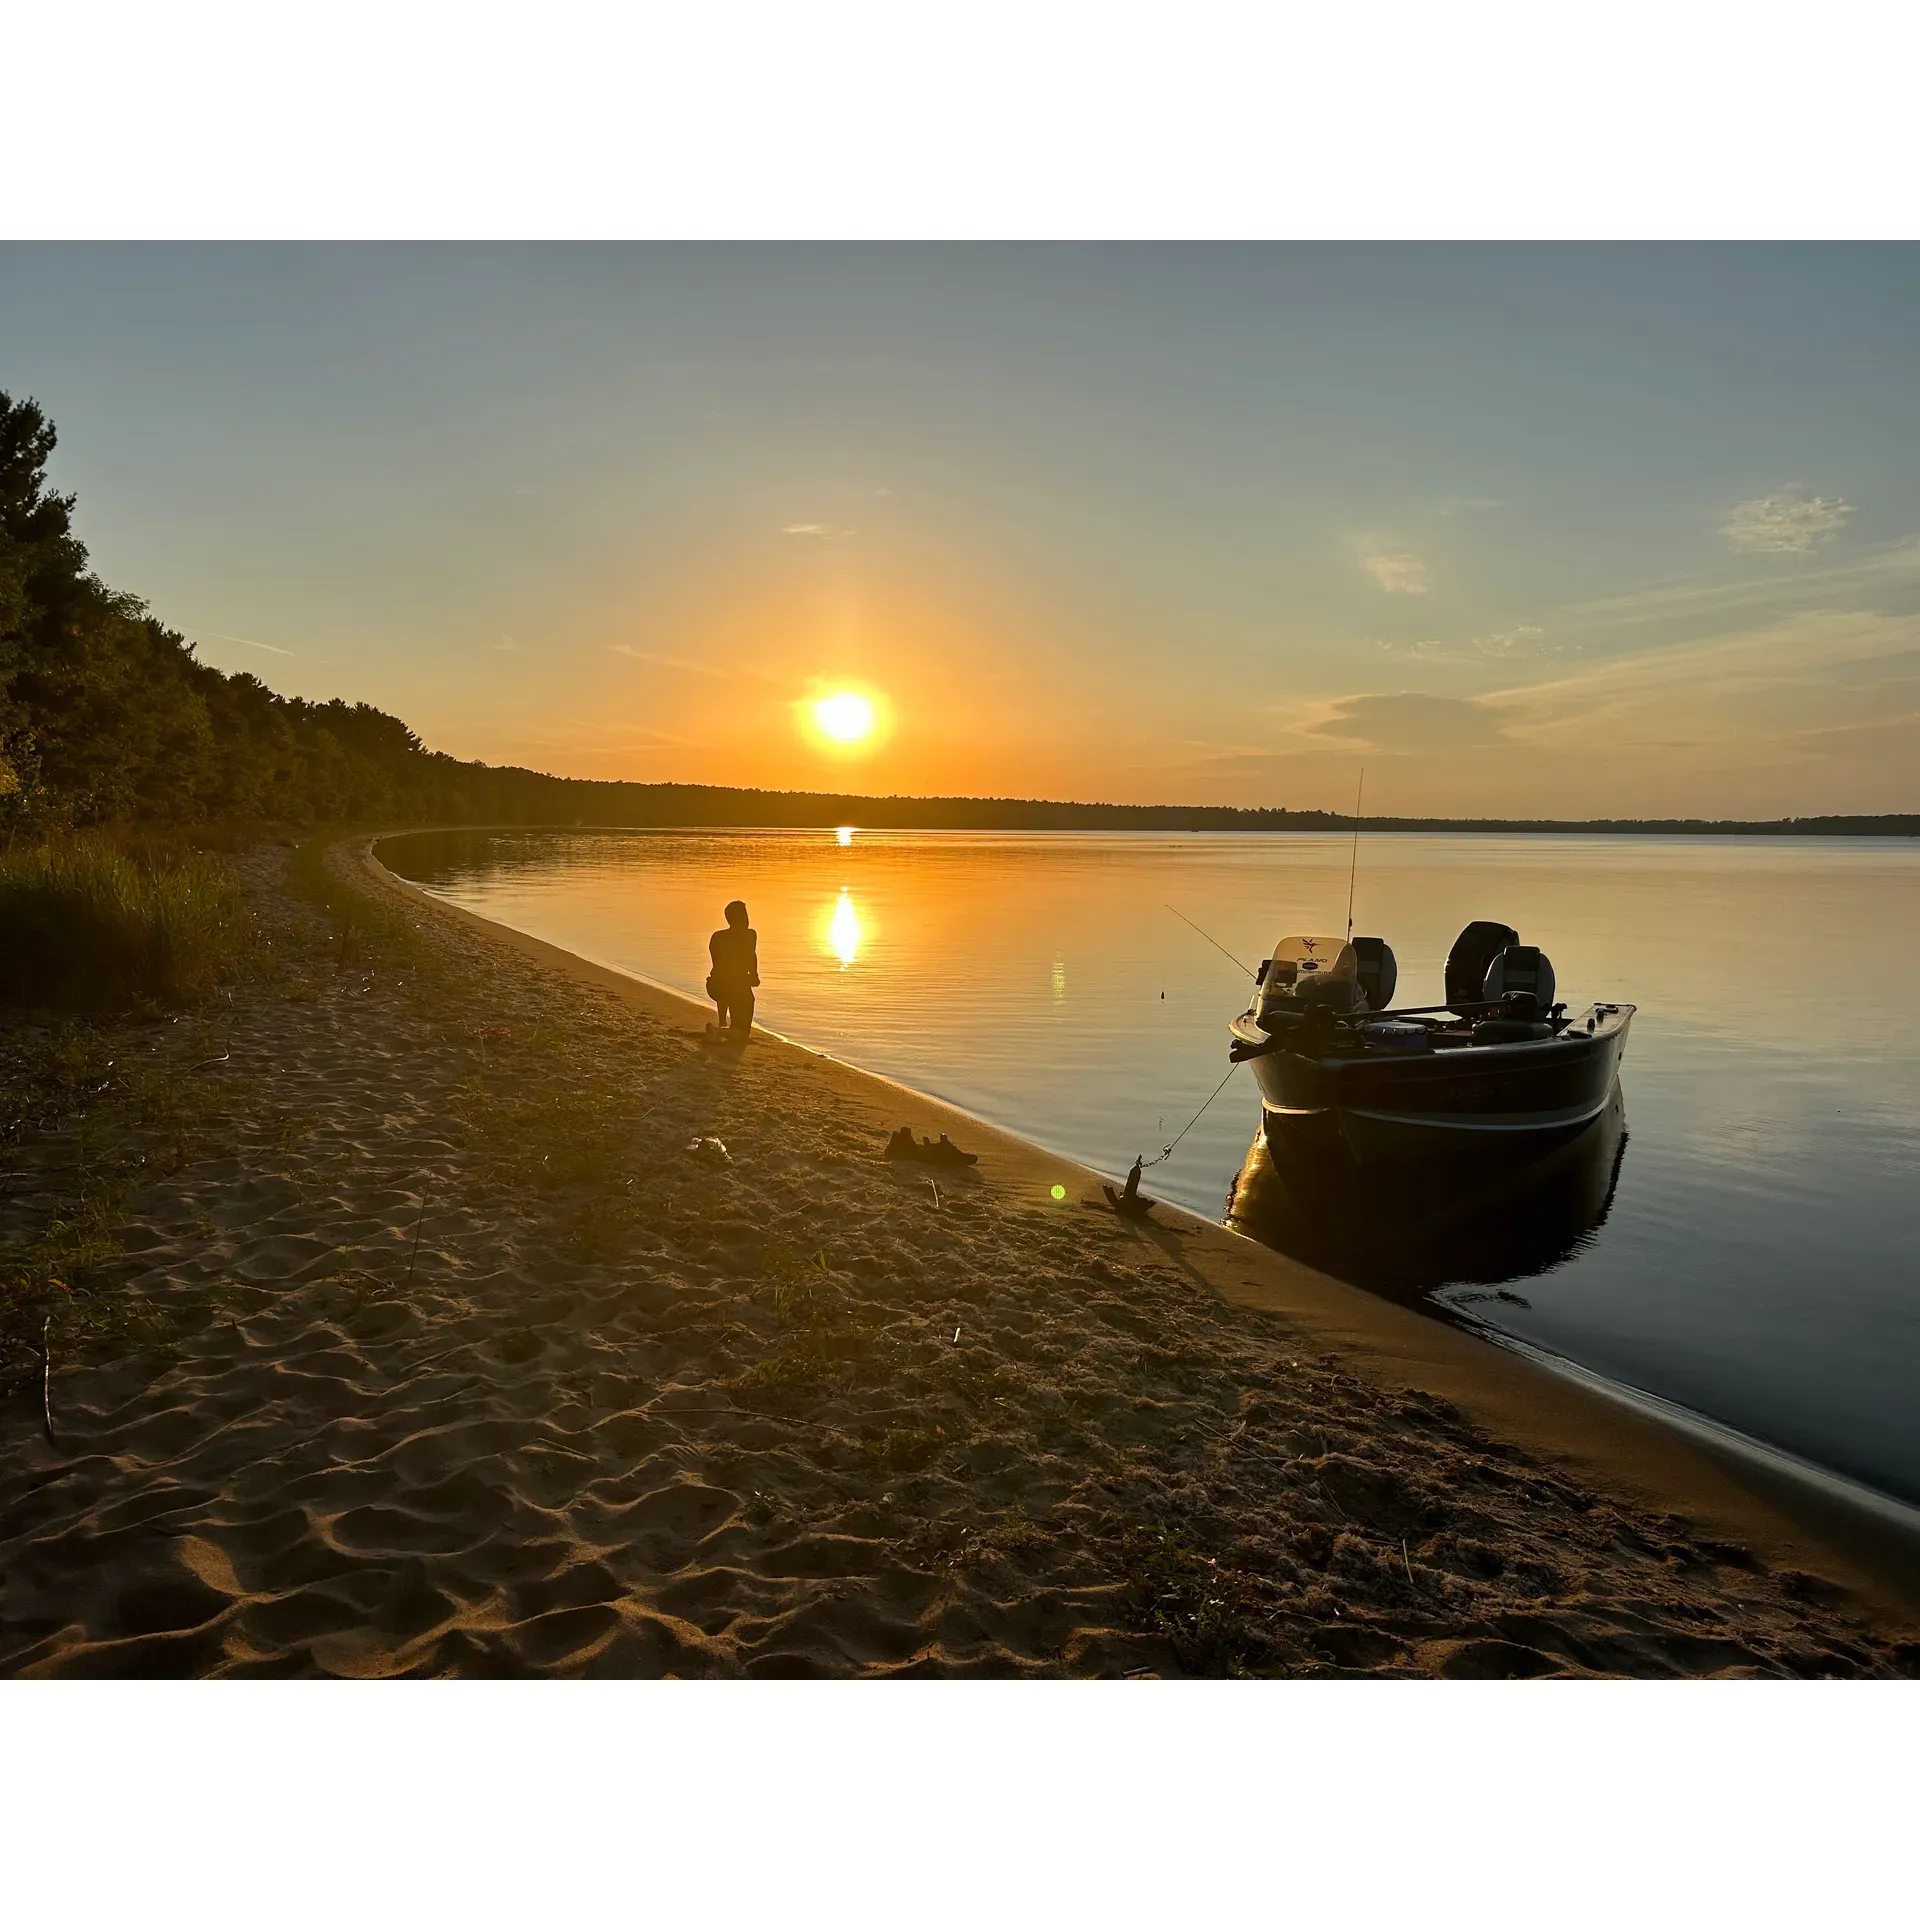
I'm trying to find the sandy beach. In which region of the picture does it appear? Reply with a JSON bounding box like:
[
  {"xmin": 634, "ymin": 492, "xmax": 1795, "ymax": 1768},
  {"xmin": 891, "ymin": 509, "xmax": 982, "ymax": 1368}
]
[{"xmin": 2, "ymin": 832, "xmax": 1917, "ymax": 1678}]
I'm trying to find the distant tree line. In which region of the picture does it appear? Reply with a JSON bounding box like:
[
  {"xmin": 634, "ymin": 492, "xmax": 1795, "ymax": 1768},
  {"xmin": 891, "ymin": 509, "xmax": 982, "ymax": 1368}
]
[{"xmin": 2, "ymin": 390, "xmax": 1913, "ymax": 839}]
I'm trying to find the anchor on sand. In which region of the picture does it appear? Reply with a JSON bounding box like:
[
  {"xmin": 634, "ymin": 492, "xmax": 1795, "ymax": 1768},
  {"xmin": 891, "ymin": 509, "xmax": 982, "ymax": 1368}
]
[{"xmin": 1102, "ymin": 1155, "xmax": 1158, "ymax": 1221}]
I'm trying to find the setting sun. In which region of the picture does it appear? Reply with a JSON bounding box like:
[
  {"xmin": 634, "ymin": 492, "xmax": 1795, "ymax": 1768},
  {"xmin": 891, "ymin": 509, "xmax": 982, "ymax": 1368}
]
[{"xmin": 813, "ymin": 691, "xmax": 875, "ymax": 743}]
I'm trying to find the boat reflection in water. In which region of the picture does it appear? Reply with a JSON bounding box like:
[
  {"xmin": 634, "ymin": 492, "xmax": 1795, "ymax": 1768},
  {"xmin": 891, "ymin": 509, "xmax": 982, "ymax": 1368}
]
[{"xmin": 1226, "ymin": 1085, "xmax": 1628, "ymax": 1308}]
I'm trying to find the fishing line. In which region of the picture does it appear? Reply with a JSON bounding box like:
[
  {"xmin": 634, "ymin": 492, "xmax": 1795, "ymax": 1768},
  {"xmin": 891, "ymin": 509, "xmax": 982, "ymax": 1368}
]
[
  {"xmin": 1164, "ymin": 904, "xmax": 1255, "ymax": 979},
  {"xmin": 1154, "ymin": 1060, "xmax": 1241, "ymax": 1161},
  {"xmin": 1345, "ymin": 764, "xmax": 1367, "ymax": 941}
]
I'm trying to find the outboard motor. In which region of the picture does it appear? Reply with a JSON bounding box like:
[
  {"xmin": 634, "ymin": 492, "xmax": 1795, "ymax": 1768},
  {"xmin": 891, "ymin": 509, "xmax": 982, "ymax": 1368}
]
[
  {"xmin": 1256, "ymin": 936, "xmax": 1365, "ymax": 1030},
  {"xmin": 1350, "ymin": 936, "xmax": 1398, "ymax": 1011},
  {"xmin": 1445, "ymin": 921, "xmax": 1519, "ymax": 1007}
]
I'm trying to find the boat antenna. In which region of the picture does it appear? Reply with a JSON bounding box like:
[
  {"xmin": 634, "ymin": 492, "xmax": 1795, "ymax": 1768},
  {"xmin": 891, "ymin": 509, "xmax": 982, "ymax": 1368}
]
[
  {"xmin": 1164, "ymin": 904, "xmax": 1255, "ymax": 979},
  {"xmin": 1344, "ymin": 765, "xmax": 1366, "ymax": 941}
]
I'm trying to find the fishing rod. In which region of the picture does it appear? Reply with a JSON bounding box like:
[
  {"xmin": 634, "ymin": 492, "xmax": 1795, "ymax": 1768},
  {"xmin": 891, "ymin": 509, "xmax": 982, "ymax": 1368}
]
[
  {"xmin": 1344, "ymin": 765, "xmax": 1367, "ymax": 941},
  {"xmin": 1164, "ymin": 904, "xmax": 1255, "ymax": 980}
]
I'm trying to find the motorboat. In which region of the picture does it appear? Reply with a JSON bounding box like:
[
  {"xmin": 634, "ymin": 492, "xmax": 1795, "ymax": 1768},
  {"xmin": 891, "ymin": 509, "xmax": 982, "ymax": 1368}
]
[{"xmin": 1226, "ymin": 920, "xmax": 1633, "ymax": 1165}]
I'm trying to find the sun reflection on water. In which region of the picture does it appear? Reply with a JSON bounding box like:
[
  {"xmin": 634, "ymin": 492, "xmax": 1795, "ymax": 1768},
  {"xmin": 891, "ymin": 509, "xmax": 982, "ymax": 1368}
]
[{"xmin": 827, "ymin": 888, "xmax": 862, "ymax": 967}]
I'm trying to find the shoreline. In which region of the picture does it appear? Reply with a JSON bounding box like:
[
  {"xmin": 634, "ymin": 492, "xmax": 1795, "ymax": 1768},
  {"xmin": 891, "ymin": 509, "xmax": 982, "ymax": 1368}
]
[
  {"xmin": 4, "ymin": 830, "xmax": 1917, "ymax": 1676},
  {"xmin": 361, "ymin": 830, "xmax": 1920, "ymax": 1636}
]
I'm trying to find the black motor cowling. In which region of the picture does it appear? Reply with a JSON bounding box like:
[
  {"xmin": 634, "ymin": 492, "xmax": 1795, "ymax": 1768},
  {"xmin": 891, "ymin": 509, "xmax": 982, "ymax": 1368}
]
[
  {"xmin": 1445, "ymin": 921, "xmax": 1519, "ymax": 1007},
  {"xmin": 1350, "ymin": 936, "xmax": 1397, "ymax": 1011}
]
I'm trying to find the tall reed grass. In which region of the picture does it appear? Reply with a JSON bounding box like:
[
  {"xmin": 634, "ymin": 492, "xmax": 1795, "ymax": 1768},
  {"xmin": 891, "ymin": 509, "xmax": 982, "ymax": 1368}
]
[{"xmin": 0, "ymin": 836, "xmax": 251, "ymax": 1012}]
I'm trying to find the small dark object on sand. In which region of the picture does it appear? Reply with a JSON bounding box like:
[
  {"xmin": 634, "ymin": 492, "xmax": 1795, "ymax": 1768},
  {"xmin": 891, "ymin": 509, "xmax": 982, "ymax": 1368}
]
[
  {"xmin": 884, "ymin": 1127, "xmax": 979, "ymax": 1169},
  {"xmin": 1102, "ymin": 1155, "xmax": 1158, "ymax": 1220}
]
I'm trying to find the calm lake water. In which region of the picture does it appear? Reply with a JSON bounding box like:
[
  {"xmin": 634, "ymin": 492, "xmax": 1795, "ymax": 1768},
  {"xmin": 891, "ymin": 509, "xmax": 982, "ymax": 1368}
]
[{"xmin": 381, "ymin": 828, "xmax": 1920, "ymax": 1508}]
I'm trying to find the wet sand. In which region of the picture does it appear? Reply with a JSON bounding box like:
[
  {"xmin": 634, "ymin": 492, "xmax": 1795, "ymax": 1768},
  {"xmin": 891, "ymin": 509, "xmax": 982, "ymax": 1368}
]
[{"xmin": 3, "ymin": 832, "xmax": 1917, "ymax": 1677}]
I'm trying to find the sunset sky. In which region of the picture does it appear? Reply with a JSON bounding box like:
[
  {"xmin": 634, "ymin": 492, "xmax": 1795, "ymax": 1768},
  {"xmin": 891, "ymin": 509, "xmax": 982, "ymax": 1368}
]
[{"xmin": 4, "ymin": 242, "xmax": 1917, "ymax": 817}]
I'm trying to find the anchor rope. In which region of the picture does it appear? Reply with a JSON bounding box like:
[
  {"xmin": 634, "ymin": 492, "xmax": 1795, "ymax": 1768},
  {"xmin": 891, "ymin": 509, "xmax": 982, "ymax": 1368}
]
[{"xmin": 1154, "ymin": 1060, "xmax": 1241, "ymax": 1162}]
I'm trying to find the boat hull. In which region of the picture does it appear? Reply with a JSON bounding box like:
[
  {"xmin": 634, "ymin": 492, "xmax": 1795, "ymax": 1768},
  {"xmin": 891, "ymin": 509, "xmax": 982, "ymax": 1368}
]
[
  {"xmin": 1242, "ymin": 1005, "xmax": 1633, "ymax": 1166},
  {"xmin": 1229, "ymin": 1083, "xmax": 1629, "ymax": 1298}
]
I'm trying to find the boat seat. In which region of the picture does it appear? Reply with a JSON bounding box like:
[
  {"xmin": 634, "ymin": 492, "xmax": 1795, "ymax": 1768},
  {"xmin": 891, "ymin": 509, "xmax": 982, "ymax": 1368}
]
[{"xmin": 1483, "ymin": 944, "xmax": 1556, "ymax": 1010}]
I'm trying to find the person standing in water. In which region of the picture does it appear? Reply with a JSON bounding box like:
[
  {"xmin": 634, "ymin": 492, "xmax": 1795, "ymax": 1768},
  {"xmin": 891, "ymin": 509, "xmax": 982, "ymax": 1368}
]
[{"xmin": 706, "ymin": 899, "xmax": 759, "ymax": 1040}]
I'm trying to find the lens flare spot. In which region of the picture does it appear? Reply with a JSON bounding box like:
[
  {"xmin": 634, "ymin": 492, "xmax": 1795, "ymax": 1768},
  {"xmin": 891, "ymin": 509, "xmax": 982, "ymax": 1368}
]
[{"xmin": 1050, "ymin": 1184, "xmax": 1067, "ymax": 1201}]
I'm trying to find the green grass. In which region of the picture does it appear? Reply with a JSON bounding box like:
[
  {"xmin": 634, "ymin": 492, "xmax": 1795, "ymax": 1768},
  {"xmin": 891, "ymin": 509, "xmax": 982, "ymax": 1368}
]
[
  {"xmin": 0, "ymin": 834, "xmax": 251, "ymax": 1012},
  {"xmin": 283, "ymin": 838, "xmax": 417, "ymax": 972}
]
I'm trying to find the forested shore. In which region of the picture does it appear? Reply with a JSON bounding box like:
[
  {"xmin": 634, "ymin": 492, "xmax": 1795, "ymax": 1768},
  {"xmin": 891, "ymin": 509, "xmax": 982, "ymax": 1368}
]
[{"xmin": 3, "ymin": 389, "xmax": 1912, "ymax": 839}]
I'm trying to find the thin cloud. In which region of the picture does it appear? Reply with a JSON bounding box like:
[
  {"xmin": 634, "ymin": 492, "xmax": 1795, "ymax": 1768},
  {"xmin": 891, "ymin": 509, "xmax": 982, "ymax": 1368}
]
[
  {"xmin": 1722, "ymin": 489, "xmax": 1853, "ymax": 554},
  {"xmin": 604, "ymin": 644, "xmax": 730, "ymax": 680},
  {"xmin": 1363, "ymin": 550, "xmax": 1430, "ymax": 596},
  {"xmin": 494, "ymin": 634, "xmax": 521, "ymax": 652},
  {"xmin": 603, "ymin": 644, "xmax": 783, "ymax": 687},
  {"xmin": 1378, "ymin": 624, "xmax": 1552, "ymax": 664},
  {"xmin": 1553, "ymin": 535, "xmax": 1920, "ymax": 637},
  {"xmin": 1478, "ymin": 607, "xmax": 1920, "ymax": 766},
  {"xmin": 184, "ymin": 626, "xmax": 295, "ymax": 657},
  {"xmin": 564, "ymin": 719, "xmax": 694, "ymax": 747},
  {"xmin": 781, "ymin": 523, "xmax": 853, "ymax": 539},
  {"xmin": 1477, "ymin": 624, "xmax": 1549, "ymax": 657}
]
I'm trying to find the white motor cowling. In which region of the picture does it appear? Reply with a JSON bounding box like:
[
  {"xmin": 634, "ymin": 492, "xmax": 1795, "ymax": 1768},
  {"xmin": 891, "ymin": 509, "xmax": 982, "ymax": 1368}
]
[{"xmin": 1257, "ymin": 936, "xmax": 1365, "ymax": 1024}]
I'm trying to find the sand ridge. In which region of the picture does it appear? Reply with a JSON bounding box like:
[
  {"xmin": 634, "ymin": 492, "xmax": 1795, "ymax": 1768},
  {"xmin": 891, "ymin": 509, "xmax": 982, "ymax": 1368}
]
[{"xmin": 1, "ymin": 837, "xmax": 1915, "ymax": 1677}]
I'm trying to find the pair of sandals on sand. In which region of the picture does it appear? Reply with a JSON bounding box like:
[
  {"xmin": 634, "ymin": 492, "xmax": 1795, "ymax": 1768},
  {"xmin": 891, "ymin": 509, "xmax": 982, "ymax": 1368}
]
[{"xmin": 884, "ymin": 1127, "xmax": 979, "ymax": 1170}]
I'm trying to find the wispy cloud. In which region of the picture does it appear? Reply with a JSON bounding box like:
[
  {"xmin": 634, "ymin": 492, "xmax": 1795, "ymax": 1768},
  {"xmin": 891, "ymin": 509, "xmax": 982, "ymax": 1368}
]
[
  {"xmin": 1179, "ymin": 606, "xmax": 1920, "ymax": 810},
  {"xmin": 563, "ymin": 719, "xmax": 695, "ymax": 747},
  {"xmin": 781, "ymin": 523, "xmax": 853, "ymax": 539},
  {"xmin": 1378, "ymin": 623, "xmax": 1552, "ymax": 664},
  {"xmin": 1476, "ymin": 624, "xmax": 1548, "ymax": 657},
  {"xmin": 1477, "ymin": 607, "xmax": 1920, "ymax": 763},
  {"xmin": 494, "ymin": 634, "xmax": 521, "ymax": 652},
  {"xmin": 604, "ymin": 644, "xmax": 729, "ymax": 680},
  {"xmin": 185, "ymin": 626, "xmax": 295, "ymax": 657},
  {"xmin": 1362, "ymin": 548, "xmax": 1430, "ymax": 595},
  {"xmin": 1722, "ymin": 489, "xmax": 1853, "ymax": 554},
  {"xmin": 1553, "ymin": 535, "xmax": 1920, "ymax": 636},
  {"xmin": 492, "ymin": 720, "xmax": 697, "ymax": 755},
  {"xmin": 603, "ymin": 644, "xmax": 783, "ymax": 687}
]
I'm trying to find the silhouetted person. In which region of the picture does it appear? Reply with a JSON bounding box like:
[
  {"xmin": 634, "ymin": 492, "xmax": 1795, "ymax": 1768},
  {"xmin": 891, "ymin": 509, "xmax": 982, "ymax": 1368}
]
[{"xmin": 707, "ymin": 899, "xmax": 759, "ymax": 1041}]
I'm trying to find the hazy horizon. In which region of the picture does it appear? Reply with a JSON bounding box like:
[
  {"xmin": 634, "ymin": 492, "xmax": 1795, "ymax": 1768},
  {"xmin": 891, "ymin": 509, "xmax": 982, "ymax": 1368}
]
[{"xmin": 5, "ymin": 242, "xmax": 1918, "ymax": 818}]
